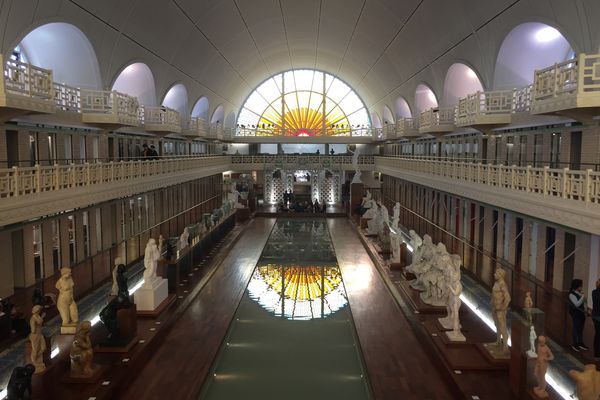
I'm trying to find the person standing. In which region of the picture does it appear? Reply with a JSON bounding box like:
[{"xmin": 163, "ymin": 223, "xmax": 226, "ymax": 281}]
[
  {"xmin": 592, "ymin": 279, "xmax": 600, "ymax": 359},
  {"xmin": 569, "ymin": 278, "xmax": 588, "ymax": 352}
]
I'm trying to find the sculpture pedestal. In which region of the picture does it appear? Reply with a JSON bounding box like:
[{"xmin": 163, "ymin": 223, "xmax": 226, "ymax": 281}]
[
  {"xmin": 481, "ymin": 342, "xmax": 511, "ymax": 361},
  {"xmin": 96, "ymin": 305, "xmax": 138, "ymax": 353},
  {"xmin": 60, "ymin": 324, "xmax": 77, "ymax": 335},
  {"xmin": 445, "ymin": 330, "xmax": 466, "ymax": 342},
  {"xmin": 360, "ymin": 217, "xmax": 371, "ymax": 229},
  {"xmin": 62, "ymin": 364, "xmax": 104, "ymax": 384},
  {"xmin": 25, "ymin": 336, "xmax": 52, "ymax": 373},
  {"xmin": 135, "ymin": 278, "xmax": 168, "ymax": 312},
  {"xmin": 350, "ymin": 183, "xmax": 364, "ymax": 216}
]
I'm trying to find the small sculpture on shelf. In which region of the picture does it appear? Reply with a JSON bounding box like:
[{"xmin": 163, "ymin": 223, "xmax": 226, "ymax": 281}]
[
  {"xmin": 55, "ymin": 267, "xmax": 78, "ymax": 333},
  {"xmin": 143, "ymin": 238, "xmax": 160, "ymax": 285},
  {"xmin": 110, "ymin": 257, "xmax": 122, "ymax": 296},
  {"xmin": 6, "ymin": 364, "xmax": 35, "ymax": 400},
  {"xmin": 532, "ymin": 336, "xmax": 553, "ymax": 398},
  {"xmin": 488, "ymin": 268, "xmax": 511, "ymax": 355},
  {"xmin": 178, "ymin": 227, "xmax": 190, "ymax": 251},
  {"xmin": 69, "ymin": 321, "xmax": 94, "ymax": 378},
  {"xmin": 526, "ymin": 325, "xmax": 537, "ymax": 358},
  {"xmin": 569, "ymin": 364, "xmax": 600, "ymax": 400},
  {"xmin": 28, "ymin": 305, "xmax": 46, "ymax": 373}
]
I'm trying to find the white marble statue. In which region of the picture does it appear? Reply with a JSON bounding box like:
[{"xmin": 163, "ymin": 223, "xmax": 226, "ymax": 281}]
[
  {"xmin": 29, "ymin": 305, "xmax": 46, "ymax": 373},
  {"xmin": 407, "ymin": 230, "xmax": 423, "ymax": 265},
  {"xmin": 392, "ymin": 202, "xmax": 400, "ymax": 225},
  {"xmin": 444, "ymin": 264, "xmax": 465, "ymax": 341},
  {"xmin": 389, "ymin": 225, "xmax": 402, "ymax": 264},
  {"xmin": 378, "ymin": 203, "xmax": 391, "ymax": 251},
  {"xmin": 110, "ymin": 258, "xmax": 120, "ymax": 296},
  {"xmin": 407, "ymin": 234, "xmax": 435, "ymax": 291},
  {"xmin": 527, "ymin": 325, "xmax": 538, "ymax": 358},
  {"xmin": 420, "ymin": 243, "xmax": 451, "ymax": 306},
  {"xmin": 366, "ymin": 203, "xmax": 381, "ymax": 235},
  {"xmin": 363, "ymin": 201, "xmax": 378, "ymax": 220},
  {"xmin": 143, "ymin": 238, "xmax": 160, "ymax": 285},
  {"xmin": 56, "ymin": 267, "xmax": 78, "ymax": 331},
  {"xmin": 488, "ymin": 268, "xmax": 511, "ymax": 355},
  {"xmin": 179, "ymin": 227, "xmax": 190, "ymax": 251},
  {"xmin": 350, "ymin": 148, "xmax": 362, "ymax": 184},
  {"xmin": 361, "ymin": 190, "xmax": 373, "ymax": 209}
]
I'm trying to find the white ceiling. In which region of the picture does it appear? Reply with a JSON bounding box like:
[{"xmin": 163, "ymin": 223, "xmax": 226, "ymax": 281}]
[{"xmin": 1, "ymin": 0, "xmax": 600, "ymax": 117}]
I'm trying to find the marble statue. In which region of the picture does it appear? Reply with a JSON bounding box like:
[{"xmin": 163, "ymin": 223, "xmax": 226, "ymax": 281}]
[
  {"xmin": 350, "ymin": 148, "xmax": 362, "ymax": 184},
  {"xmin": 407, "ymin": 230, "xmax": 423, "ymax": 265},
  {"xmin": 526, "ymin": 325, "xmax": 537, "ymax": 358},
  {"xmin": 143, "ymin": 238, "xmax": 160, "ymax": 285},
  {"xmin": 6, "ymin": 364, "xmax": 34, "ymax": 400},
  {"xmin": 378, "ymin": 204, "xmax": 391, "ymax": 249},
  {"xmin": 100, "ymin": 267, "xmax": 131, "ymax": 345},
  {"xmin": 569, "ymin": 364, "xmax": 600, "ymax": 400},
  {"xmin": 490, "ymin": 268, "xmax": 511, "ymax": 354},
  {"xmin": 389, "ymin": 221, "xmax": 402, "ymax": 265},
  {"xmin": 179, "ymin": 227, "xmax": 190, "ymax": 251},
  {"xmin": 361, "ymin": 190, "xmax": 373, "ymax": 209},
  {"xmin": 28, "ymin": 305, "xmax": 46, "ymax": 373},
  {"xmin": 55, "ymin": 267, "xmax": 78, "ymax": 331},
  {"xmin": 366, "ymin": 203, "xmax": 381, "ymax": 235},
  {"xmin": 363, "ymin": 201, "xmax": 378, "ymax": 220},
  {"xmin": 524, "ymin": 291, "xmax": 533, "ymax": 325},
  {"xmin": 110, "ymin": 257, "xmax": 122, "ymax": 296},
  {"xmin": 392, "ymin": 202, "xmax": 400, "ymax": 225},
  {"xmin": 420, "ymin": 243, "xmax": 451, "ymax": 305},
  {"xmin": 445, "ymin": 265, "xmax": 465, "ymax": 341},
  {"xmin": 533, "ymin": 336, "xmax": 554, "ymax": 398},
  {"xmin": 70, "ymin": 321, "xmax": 94, "ymax": 378},
  {"xmin": 228, "ymin": 188, "xmax": 240, "ymax": 204},
  {"xmin": 407, "ymin": 234, "xmax": 435, "ymax": 291}
]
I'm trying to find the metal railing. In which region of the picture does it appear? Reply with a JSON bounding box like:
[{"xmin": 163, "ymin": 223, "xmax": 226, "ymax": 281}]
[
  {"xmin": 376, "ymin": 156, "xmax": 600, "ymax": 204},
  {"xmin": 0, "ymin": 156, "xmax": 230, "ymax": 198},
  {"xmin": 235, "ymin": 126, "xmax": 375, "ymax": 137}
]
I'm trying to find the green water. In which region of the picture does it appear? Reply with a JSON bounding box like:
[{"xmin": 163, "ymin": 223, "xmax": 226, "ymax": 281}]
[{"xmin": 199, "ymin": 219, "xmax": 372, "ymax": 400}]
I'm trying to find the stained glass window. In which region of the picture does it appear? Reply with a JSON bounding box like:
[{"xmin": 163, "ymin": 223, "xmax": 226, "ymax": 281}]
[{"xmin": 237, "ymin": 69, "xmax": 371, "ymax": 137}]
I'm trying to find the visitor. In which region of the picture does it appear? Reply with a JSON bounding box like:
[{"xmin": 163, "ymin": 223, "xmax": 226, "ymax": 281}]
[
  {"xmin": 593, "ymin": 279, "xmax": 600, "ymax": 359},
  {"xmin": 142, "ymin": 144, "xmax": 151, "ymax": 160},
  {"xmin": 568, "ymin": 278, "xmax": 588, "ymax": 352},
  {"xmin": 313, "ymin": 199, "xmax": 320, "ymax": 213},
  {"xmin": 321, "ymin": 202, "xmax": 327, "ymax": 213},
  {"xmin": 316, "ymin": 149, "xmax": 320, "ymax": 155},
  {"xmin": 330, "ymin": 148, "xmax": 335, "ymax": 155},
  {"xmin": 150, "ymin": 145, "xmax": 159, "ymax": 159}
]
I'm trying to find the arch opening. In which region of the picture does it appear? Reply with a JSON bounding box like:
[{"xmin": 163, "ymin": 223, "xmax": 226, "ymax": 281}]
[
  {"xmin": 395, "ymin": 97, "xmax": 412, "ymax": 118},
  {"xmin": 211, "ymin": 105, "xmax": 224, "ymax": 124},
  {"xmin": 383, "ymin": 105, "xmax": 395, "ymax": 124},
  {"xmin": 415, "ymin": 84, "xmax": 438, "ymax": 114},
  {"xmin": 442, "ymin": 63, "xmax": 484, "ymax": 106},
  {"xmin": 192, "ymin": 96, "xmax": 210, "ymax": 120},
  {"xmin": 162, "ymin": 83, "xmax": 189, "ymax": 121},
  {"xmin": 111, "ymin": 63, "xmax": 157, "ymax": 106}
]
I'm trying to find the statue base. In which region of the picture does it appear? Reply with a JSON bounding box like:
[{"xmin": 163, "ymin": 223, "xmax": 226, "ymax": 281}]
[
  {"xmin": 63, "ymin": 364, "xmax": 104, "ymax": 384},
  {"xmin": 135, "ymin": 278, "xmax": 168, "ymax": 312},
  {"xmin": 420, "ymin": 292, "xmax": 446, "ymax": 307},
  {"xmin": 389, "ymin": 262, "xmax": 404, "ymax": 271},
  {"xmin": 60, "ymin": 324, "xmax": 77, "ymax": 335},
  {"xmin": 437, "ymin": 317, "xmax": 454, "ymax": 330},
  {"xmin": 137, "ymin": 293, "xmax": 176, "ymax": 317},
  {"xmin": 482, "ymin": 342, "xmax": 511, "ymax": 360},
  {"xmin": 445, "ymin": 330, "xmax": 466, "ymax": 343}
]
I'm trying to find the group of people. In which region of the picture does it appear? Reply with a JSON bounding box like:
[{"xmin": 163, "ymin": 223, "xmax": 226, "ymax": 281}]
[
  {"xmin": 568, "ymin": 278, "xmax": 600, "ymax": 359},
  {"xmin": 141, "ymin": 144, "xmax": 159, "ymax": 160},
  {"xmin": 277, "ymin": 198, "xmax": 326, "ymax": 213}
]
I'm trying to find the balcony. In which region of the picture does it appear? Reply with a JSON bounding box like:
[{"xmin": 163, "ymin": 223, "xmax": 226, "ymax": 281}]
[
  {"xmin": 81, "ymin": 89, "xmax": 140, "ymax": 128},
  {"xmin": 0, "ymin": 56, "xmax": 55, "ymax": 121},
  {"xmin": 418, "ymin": 108, "xmax": 455, "ymax": 135},
  {"xmin": 0, "ymin": 155, "xmax": 230, "ymax": 227},
  {"xmin": 139, "ymin": 105, "xmax": 182, "ymax": 135},
  {"xmin": 231, "ymin": 154, "xmax": 375, "ymax": 171},
  {"xmin": 396, "ymin": 118, "xmax": 420, "ymax": 138},
  {"xmin": 455, "ymin": 90, "xmax": 513, "ymax": 130},
  {"xmin": 382, "ymin": 124, "xmax": 396, "ymax": 140},
  {"xmin": 375, "ymin": 156, "xmax": 600, "ymax": 235},
  {"xmin": 530, "ymin": 53, "xmax": 600, "ymax": 122}
]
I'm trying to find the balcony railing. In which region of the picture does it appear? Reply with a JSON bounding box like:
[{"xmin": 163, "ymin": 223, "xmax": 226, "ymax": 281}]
[
  {"xmin": 455, "ymin": 90, "xmax": 513, "ymax": 127},
  {"xmin": 419, "ymin": 108, "xmax": 455, "ymax": 134},
  {"xmin": 376, "ymin": 156, "xmax": 600, "ymax": 205},
  {"xmin": 80, "ymin": 89, "xmax": 139, "ymax": 126},
  {"xmin": 0, "ymin": 156, "xmax": 229, "ymax": 198},
  {"xmin": 234, "ymin": 126, "xmax": 375, "ymax": 138},
  {"xmin": 0, "ymin": 56, "xmax": 55, "ymax": 115},
  {"xmin": 531, "ymin": 53, "xmax": 600, "ymax": 114},
  {"xmin": 513, "ymin": 85, "xmax": 532, "ymax": 113},
  {"xmin": 139, "ymin": 105, "xmax": 182, "ymax": 133},
  {"xmin": 395, "ymin": 118, "xmax": 419, "ymax": 138},
  {"xmin": 231, "ymin": 154, "xmax": 375, "ymax": 169},
  {"xmin": 54, "ymin": 82, "xmax": 81, "ymax": 113}
]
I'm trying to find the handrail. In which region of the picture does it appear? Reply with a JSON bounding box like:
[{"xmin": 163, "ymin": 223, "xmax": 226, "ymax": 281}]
[
  {"xmin": 80, "ymin": 89, "xmax": 139, "ymax": 120},
  {"xmin": 0, "ymin": 155, "xmax": 231, "ymax": 198},
  {"xmin": 3, "ymin": 56, "xmax": 54, "ymax": 100},
  {"xmin": 139, "ymin": 105, "xmax": 181, "ymax": 127},
  {"xmin": 375, "ymin": 156, "xmax": 600, "ymax": 204},
  {"xmin": 231, "ymin": 154, "xmax": 375, "ymax": 166},
  {"xmin": 419, "ymin": 107, "xmax": 455, "ymax": 131}
]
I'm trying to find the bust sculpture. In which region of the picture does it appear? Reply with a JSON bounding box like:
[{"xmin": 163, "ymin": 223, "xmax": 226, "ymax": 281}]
[
  {"xmin": 70, "ymin": 321, "xmax": 94, "ymax": 378},
  {"xmin": 491, "ymin": 268, "xmax": 511, "ymax": 353},
  {"xmin": 6, "ymin": 364, "xmax": 35, "ymax": 400},
  {"xmin": 533, "ymin": 335, "xmax": 554, "ymax": 398},
  {"xmin": 526, "ymin": 325, "xmax": 538, "ymax": 358},
  {"xmin": 55, "ymin": 267, "xmax": 78, "ymax": 329},
  {"xmin": 569, "ymin": 364, "xmax": 600, "ymax": 400},
  {"xmin": 143, "ymin": 238, "xmax": 160, "ymax": 285},
  {"xmin": 28, "ymin": 305, "xmax": 46, "ymax": 373}
]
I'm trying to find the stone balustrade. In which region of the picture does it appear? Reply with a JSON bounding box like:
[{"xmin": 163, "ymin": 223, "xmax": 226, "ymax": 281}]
[
  {"xmin": 0, "ymin": 55, "xmax": 55, "ymax": 115},
  {"xmin": 455, "ymin": 90, "xmax": 514, "ymax": 127},
  {"xmin": 419, "ymin": 107, "xmax": 455, "ymax": 134},
  {"xmin": 139, "ymin": 105, "xmax": 182, "ymax": 133},
  {"xmin": 80, "ymin": 89, "xmax": 140, "ymax": 126},
  {"xmin": 54, "ymin": 82, "xmax": 81, "ymax": 112},
  {"xmin": 231, "ymin": 154, "xmax": 375, "ymax": 170}
]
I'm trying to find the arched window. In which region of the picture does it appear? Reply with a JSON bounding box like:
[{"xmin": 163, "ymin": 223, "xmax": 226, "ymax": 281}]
[{"xmin": 237, "ymin": 69, "xmax": 370, "ymax": 136}]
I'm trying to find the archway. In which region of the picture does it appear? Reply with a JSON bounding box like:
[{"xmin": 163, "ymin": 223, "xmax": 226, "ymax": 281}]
[
  {"xmin": 111, "ymin": 63, "xmax": 157, "ymax": 106},
  {"xmin": 211, "ymin": 105, "xmax": 224, "ymax": 124},
  {"xmin": 415, "ymin": 84, "xmax": 438, "ymax": 114},
  {"xmin": 383, "ymin": 105, "xmax": 395, "ymax": 124},
  {"xmin": 162, "ymin": 83, "xmax": 189, "ymax": 121},
  {"xmin": 17, "ymin": 22, "xmax": 101, "ymax": 89},
  {"xmin": 442, "ymin": 63, "xmax": 484, "ymax": 106},
  {"xmin": 191, "ymin": 96, "xmax": 210, "ymax": 120},
  {"xmin": 493, "ymin": 23, "xmax": 574, "ymax": 89},
  {"xmin": 395, "ymin": 96, "xmax": 412, "ymax": 118}
]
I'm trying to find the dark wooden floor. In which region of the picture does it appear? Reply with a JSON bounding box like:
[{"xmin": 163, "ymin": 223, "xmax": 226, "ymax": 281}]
[
  {"xmin": 327, "ymin": 219, "xmax": 462, "ymax": 400},
  {"xmin": 120, "ymin": 218, "xmax": 276, "ymax": 400}
]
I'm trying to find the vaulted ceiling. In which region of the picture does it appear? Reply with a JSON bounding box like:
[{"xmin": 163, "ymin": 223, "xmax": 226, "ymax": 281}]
[{"xmin": 2, "ymin": 0, "xmax": 599, "ymax": 115}]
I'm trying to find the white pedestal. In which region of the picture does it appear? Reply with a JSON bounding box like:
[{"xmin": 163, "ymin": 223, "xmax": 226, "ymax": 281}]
[
  {"xmin": 135, "ymin": 278, "xmax": 168, "ymax": 311},
  {"xmin": 445, "ymin": 330, "xmax": 466, "ymax": 342}
]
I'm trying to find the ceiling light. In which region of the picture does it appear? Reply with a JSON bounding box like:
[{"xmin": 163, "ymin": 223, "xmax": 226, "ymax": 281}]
[{"xmin": 535, "ymin": 26, "xmax": 561, "ymax": 43}]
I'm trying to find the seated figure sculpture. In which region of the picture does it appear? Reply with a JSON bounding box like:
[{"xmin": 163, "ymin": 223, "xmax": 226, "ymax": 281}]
[
  {"xmin": 421, "ymin": 243, "xmax": 451, "ymax": 306},
  {"xmin": 363, "ymin": 201, "xmax": 378, "ymax": 220},
  {"xmin": 70, "ymin": 321, "xmax": 94, "ymax": 378},
  {"xmin": 366, "ymin": 203, "xmax": 380, "ymax": 235},
  {"xmin": 407, "ymin": 234, "xmax": 435, "ymax": 291}
]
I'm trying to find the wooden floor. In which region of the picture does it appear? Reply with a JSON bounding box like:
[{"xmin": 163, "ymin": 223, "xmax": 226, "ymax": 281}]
[
  {"xmin": 120, "ymin": 218, "xmax": 276, "ymax": 400},
  {"xmin": 327, "ymin": 219, "xmax": 462, "ymax": 400}
]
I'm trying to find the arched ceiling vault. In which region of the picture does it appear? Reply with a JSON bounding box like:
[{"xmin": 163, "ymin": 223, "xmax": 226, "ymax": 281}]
[{"xmin": 1, "ymin": 0, "xmax": 597, "ymax": 114}]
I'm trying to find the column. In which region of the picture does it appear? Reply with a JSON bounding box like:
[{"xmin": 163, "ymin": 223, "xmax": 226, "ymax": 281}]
[{"xmin": 0, "ymin": 231, "xmax": 15, "ymax": 297}]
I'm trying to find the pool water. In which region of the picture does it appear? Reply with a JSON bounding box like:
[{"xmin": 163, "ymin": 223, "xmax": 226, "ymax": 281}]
[{"xmin": 198, "ymin": 219, "xmax": 372, "ymax": 400}]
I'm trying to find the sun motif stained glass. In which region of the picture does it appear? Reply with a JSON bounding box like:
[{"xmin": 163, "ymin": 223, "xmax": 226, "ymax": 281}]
[
  {"xmin": 247, "ymin": 264, "xmax": 347, "ymax": 320},
  {"xmin": 237, "ymin": 69, "xmax": 370, "ymax": 137}
]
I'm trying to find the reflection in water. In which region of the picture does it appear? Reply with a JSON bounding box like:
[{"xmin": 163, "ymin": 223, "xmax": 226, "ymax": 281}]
[{"xmin": 247, "ymin": 264, "xmax": 347, "ymax": 320}]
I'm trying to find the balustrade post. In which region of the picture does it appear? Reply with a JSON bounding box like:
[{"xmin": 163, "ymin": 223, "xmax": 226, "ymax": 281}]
[
  {"xmin": 98, "ymin": 161, "xmax": 103, "ymax": 182},
  {"xmin": 562, "ymin": 168, "xmax": 569, "ymax": 199},
  {"xmin": 53, "ymin": 163, "xmax": 59, "ymax": 190},
  {"xmin": 86, "ymin": 162, "xmax": 91, "ymax": 185},
  {"xmin": 585, "ymin": 169, "xmax": 592, "ymax": 203},
  {"xmin": 526, "ymin": 166, "xmax": 531, "ymax": 192},
  {"xmin": 12, "ymin": 166, "xmax": 19, "ymax": 197},
  {"xmin": 70, "ymin": 163, "xmax": 76, "ymax": 188},
  {"xmin": 498, "ymin": 164, "xmax": 504, "ymax": 187},
  {"xmin": 35, "ymin": 164, "xmax": 41, "ymax": 193},
  {"xmin": 543, "ymin": 166, "xmax": 550, "ymax": 195},
  {"xmin": 511, "ymin": 165, "xmax": 516, "ymax": 189},
  {"xmin": 487, "ymin": 164, "xmax": 492, "ymax": 185}
]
